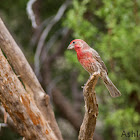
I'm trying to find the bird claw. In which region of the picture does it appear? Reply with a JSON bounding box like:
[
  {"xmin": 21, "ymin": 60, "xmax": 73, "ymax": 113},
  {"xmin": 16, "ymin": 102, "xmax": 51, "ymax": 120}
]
[{"xmin": 93, "ymin": 71, "xmax": 100, "ymax": 76}]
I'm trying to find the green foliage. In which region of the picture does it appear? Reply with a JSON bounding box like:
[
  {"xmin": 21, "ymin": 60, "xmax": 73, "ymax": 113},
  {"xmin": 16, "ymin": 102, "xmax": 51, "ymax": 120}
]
[
  {"xmin": 63, "ymin": 0, "xmax": 97, "ymax": 43},
  {"xmin": 64, "ymin": 0, "xmax": 140, "ymax": 139},
  {"xmin": 105, "ymin": 108, "xmax": 140, "ymax": 140},
  {"xmin": 95, "ymin": 0, "xmax": 140, "ymax": 99}
]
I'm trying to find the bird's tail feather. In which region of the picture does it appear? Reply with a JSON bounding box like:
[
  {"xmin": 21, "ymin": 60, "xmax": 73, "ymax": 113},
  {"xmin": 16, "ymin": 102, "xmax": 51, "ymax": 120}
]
[{"xmin": 102, "ymin": 75, "xmax": 121, "ymax": 98}]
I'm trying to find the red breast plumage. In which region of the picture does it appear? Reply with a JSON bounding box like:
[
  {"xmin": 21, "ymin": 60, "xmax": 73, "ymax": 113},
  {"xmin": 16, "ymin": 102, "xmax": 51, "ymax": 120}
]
[{"xmin": 67, "ymin": 39, "xmax": 121, "ymax": 98}]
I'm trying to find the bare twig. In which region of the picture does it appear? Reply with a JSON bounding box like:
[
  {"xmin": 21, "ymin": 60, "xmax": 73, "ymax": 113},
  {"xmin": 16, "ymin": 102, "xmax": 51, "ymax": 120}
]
[
  {"xmin": 41, "ymin": 28, "xmax": 64, "ymax": 63},
  {"xmin": 41, "ymin": 28, "xmax": 69, "ymax": 64},
  {"xmin": 26, "ymin": 0, "xmax": 38, "ymax": 28},
  {"xmin": 30, "ymin": 16, "xmax": 54, "ymax": 47},
  {"xmin": 34, "ymin": 0, "xmax": 71, "ymax": 76},
  {"xmin": 0, "ymin": 106, "xmax": 15, "ymax": 130},
  {"xmin": 45, "ymin": 28, "xmax": 66, "ymax": 56},
  {"xmin": 78, "ymin": 74, "xmax": 99, "ymax": 140},
  {"xmin": 48, "ymin": 28, "xmax": 72, "ymax": 63}
]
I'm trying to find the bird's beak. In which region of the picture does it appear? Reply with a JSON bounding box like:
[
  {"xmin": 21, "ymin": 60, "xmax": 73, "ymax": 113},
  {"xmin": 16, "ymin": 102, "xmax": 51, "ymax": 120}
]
[{"xmin": 67, "ymin": 44, "xmax": 74, "ymax": 50}]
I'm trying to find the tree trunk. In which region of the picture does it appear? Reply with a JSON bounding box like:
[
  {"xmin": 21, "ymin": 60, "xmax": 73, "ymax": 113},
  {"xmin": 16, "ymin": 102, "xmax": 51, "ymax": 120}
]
[{"xmin": 0, "ymin": 18, "xmax": 63, "ymax": 140}]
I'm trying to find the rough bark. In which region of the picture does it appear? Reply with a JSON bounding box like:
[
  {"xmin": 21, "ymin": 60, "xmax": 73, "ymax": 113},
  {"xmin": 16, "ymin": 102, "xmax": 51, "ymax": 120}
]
[
  {"xmin": 78, "ymin": 74, "xmax": 99, "ymax": 140},
  {"xmin": 0, "ymin": 18, "xmax": 63, "ymax": 140},
  {"xmin": 0, "ymin": 49, "xmax": 57, "ymax": 140}
]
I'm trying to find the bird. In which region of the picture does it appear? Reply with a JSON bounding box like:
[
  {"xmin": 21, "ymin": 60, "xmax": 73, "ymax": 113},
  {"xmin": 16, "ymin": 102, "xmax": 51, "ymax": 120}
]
[{"xmin": 67, "ymin": 39, "xmax": 121, "ymax": 97}]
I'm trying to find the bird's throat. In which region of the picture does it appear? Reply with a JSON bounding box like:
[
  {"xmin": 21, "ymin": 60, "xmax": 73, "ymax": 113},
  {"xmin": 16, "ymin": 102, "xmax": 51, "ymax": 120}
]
[{"xmin": 76, "ymin": 49, "xmax": 84, "ymax": 61}]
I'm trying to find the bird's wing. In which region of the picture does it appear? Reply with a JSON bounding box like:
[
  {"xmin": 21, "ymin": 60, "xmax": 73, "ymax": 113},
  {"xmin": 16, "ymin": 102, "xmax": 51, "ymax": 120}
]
[{"xmin": 90, "ymin": 48, "xmax": 108, "ymax": 74}]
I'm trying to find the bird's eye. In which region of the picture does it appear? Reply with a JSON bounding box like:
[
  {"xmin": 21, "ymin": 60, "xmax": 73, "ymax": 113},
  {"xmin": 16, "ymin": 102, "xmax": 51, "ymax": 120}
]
[{"xmin": 73, "ymin": 41, "xmax": 75, "ymax": 44}]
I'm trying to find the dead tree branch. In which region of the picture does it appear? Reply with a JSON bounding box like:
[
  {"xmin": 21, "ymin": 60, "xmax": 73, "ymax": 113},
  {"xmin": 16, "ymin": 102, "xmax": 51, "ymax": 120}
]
[
  {"xmin": 30, "ymin": 16, "xmax": 53, "ymax": 47},
  {"xmin": 34, "ymin": 0, "xmax": 71, "ymax": 76},
  {"xmin": 0, "ymin": 49, "xmax": 57, "ymax": 140},
  {"xmin": 27, "ymin": 0, "xmax": 38, "ymax": 28},
  {"xmin": 0, "ymin": 18, "xmax": 63, "ymax": 140},
  {"xmin": 78, "ymin": 74, "xmax": 99, "ymax": 140}
]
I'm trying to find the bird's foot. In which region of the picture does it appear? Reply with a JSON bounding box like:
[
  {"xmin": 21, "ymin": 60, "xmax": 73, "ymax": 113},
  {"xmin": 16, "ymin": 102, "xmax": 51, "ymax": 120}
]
[{"xmin": 92, "ymin": 71, "xmax": 100, "ymax": 76}]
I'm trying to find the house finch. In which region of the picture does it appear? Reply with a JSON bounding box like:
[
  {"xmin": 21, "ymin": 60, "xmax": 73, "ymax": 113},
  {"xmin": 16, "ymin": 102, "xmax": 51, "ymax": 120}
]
[{"xmin": 67, "ymin": 39, "xmax": 121, "ymax": 97}]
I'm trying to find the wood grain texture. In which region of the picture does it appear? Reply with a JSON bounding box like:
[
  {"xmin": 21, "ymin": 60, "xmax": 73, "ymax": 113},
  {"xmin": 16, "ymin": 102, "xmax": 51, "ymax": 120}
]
[
  {"xmin": 0, "ymin": 18, "xmax": 62, "ymax": 140},
  {"xmin": 0, "ymin": 49, "xmax": 57, "ymax": 140},
  {"xmin": 78, "ymin": 74, "xmax": 99, "ymax": 140}
]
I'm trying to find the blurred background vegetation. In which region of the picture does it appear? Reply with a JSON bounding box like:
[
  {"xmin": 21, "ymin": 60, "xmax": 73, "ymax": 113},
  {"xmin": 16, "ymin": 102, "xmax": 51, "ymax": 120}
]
[{"xmin": 0, "ymin": 0, "xmax": 140, "ymax": 140}]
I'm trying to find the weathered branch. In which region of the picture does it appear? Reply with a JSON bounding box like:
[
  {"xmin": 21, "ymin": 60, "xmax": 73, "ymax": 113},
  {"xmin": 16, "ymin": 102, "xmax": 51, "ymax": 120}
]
[
  {"xmin": 26, "ymin": 0, "xmax": 38, "ymax": 28},
  {"xmin": 0, "ymin": 18, "xmax": 63, "ymax": 140},
  {"xmin": 78, "ymin": 74, "xmax": 99, "ymax": 140},
  {"xmin": 34, "ymin": 0, "xmax": 71, "ymax": 76},
  {"xmin": 0, "ymin": 49, "xmax": 57, "ymax": 139},
  {"xmin": 48, "ymin": 28, "xmax": 72, "ymax": 64},
  {"xmin": 30, "ymin": 16, "xmax": 53, "ymax": 47}
]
